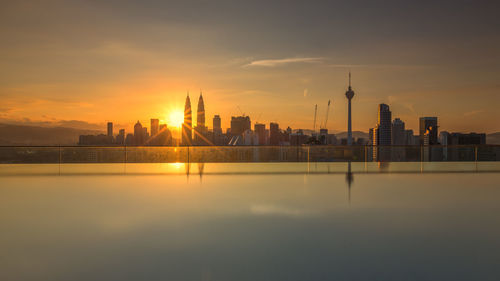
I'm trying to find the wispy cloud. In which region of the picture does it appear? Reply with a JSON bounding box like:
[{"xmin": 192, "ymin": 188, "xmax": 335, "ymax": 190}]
[
  {"xmin": 326, "ymin": 64, "xmax": 433, "ymax": 70},
  {"xmin": 245, "ymin": 57, "xmax": 323, "ymax": 67},
  {"xmin": 464, "ymin": 109, "xmax": 484, "ymax": 117}
]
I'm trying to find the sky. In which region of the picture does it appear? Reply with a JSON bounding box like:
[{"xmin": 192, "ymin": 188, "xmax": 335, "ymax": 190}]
[{"xmin": 1, "ymin": 0, "xmax": 499, "ymax": 133}]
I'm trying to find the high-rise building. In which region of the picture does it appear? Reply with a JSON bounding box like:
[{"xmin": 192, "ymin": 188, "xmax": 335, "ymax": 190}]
[
  {"xmin": 254, "ymin": 123, "xmax": 266, "ymax": 145},
  {"xmin": 134, "ymin": 121, "xmax": 143, "ymax": 145},
  {"xmin": 182, "ymin": 92, "xmax": 192, "ymax": 145},
  {"xmin": 107, "ymin": 122, "xmax": 113, "ymax": 137},
  {"xmin": 345, "ymin": 72, "xmax": 355, "ymax": 145},
  {"xmin": 212, "ymin": 115, "xmax": 224, "ymax": 145},
  {"xmin": 116, "ymin": 129, "xmax": 125, "ymax": 145},
  {"xmin": 213, "ymin": 115, "xmax": 222, "ymax": 133},
  {"xmin": 151, "ymin": 119, "xmax": 159, "ymax": 137},
  {"xmin": 269, "ymin": 122, "xmax": 280, "ymax": 145},
  {"xmin": 419, "ymin": 117, "xmax": 438, "ymax": 145},
  {"xmin": 197, "ymin": 92, "xmax": 205, "ymax": 128},
  {"xmin": 194, "ymin": 92, "xmax": 208, "ymax": 145},
  {"xmin": 392, "ymin": 118, "xmax": 406, "ymax": 145},
  {"xmin": 375, "ymin": 104, "xmax": 392, "ymax": 146},
  {"xmin": 405, "ymin": 129, "xmax": 417, "ymax": 145},
  {"xmin": 230, "ymin": 116, "xmax": 251, "ymax": 137}
]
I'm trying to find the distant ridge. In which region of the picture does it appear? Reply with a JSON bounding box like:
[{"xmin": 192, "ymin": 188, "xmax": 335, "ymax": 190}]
[
  {"xmin": 334, "ymin": 131, "xmax": 369, "ymax": 140},
  {"xmin": 0, "ymin": 123, "xmax": 103, "ymax": 145},
  {"xmin": 487, "ymin": 132, "xmax": 500, "ymax": 145}
]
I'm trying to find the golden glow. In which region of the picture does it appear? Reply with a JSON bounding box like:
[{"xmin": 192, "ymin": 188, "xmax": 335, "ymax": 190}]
[{"xmin": 168, "ymin": 110, "xmax": 184, "ymax": 128}]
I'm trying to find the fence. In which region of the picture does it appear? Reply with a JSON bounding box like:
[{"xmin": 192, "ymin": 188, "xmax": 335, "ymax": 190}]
[{"xmin": 1, "ymin": 145, "xmax": 499, "ymax": 164}]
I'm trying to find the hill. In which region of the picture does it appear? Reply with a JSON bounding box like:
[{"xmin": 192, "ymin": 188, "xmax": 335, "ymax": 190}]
[
  {"xmin": 487, "ymin": 132, "xmax": 500, "ymax": 145},
  {"xmin": 0, "ymin": 123, "xmax": 103, "ymax": 145}
]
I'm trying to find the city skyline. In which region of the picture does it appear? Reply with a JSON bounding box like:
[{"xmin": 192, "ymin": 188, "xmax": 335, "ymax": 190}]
[{"xmin": 1, "ymin": 1, "xmax": 499, "ymax": 134}]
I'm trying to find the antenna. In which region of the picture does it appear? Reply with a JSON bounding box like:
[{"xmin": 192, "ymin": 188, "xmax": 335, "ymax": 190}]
[{"xmin": 348, "ymin": 71, "xmax": 352, "ymax": 89}]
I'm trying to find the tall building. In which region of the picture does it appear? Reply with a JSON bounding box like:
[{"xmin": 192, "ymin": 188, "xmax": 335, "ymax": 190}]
[
  {"xmin": 375, "ymin": 104, "xmax": 392, "ymax": 145},
  {"xmin": 345, "ymin": 72, "xmax": 355, "ymax": 145},
  {"xmin": 254, "ymin": 123, "xmax": 266, "ymax": 145},
  {"xmin": 269, "ymin": 122, "xmax": 280, "ymax": 145},
  {"xmin": 194, "ymin": 92, "xmax": 208, "ymax": 145},
  {"xmin": 212, "ymin": 115, "xmax": 224, "ymax": 145},
  {"xmin": 150, "ymin": 119, "xmax": 159, "ymax": 137},
  {"xmin": 134, "ymin": 121, "xmax": 143, "ymax": 145},
  {"xmin": 107, "ymin": 122, "xmax": 113, "ymax": 137},
  {"xmin": 230, "ymin": 116, "xmax": 251, "ymax": 137},
  {"xmin": 116, "ymin": 129, "xmax": 125, "ymax": 145},
  {"xmin": 197, "ymin": 92, "xmax": 205, "ymax": 128},
  {"xmin": 182, "ymin": 92, "xmax": 192, "ymax": 145},
  {"xmin": 419, "ymin": 117, "xmax": 438, "ymax": 145},
  {"xmin": 213, "ymin": 115, "xmax": 222, "ymax": 133},
  {"xmin": 392, "ymin": 118, "xmax": 406, "ymax": 145}
]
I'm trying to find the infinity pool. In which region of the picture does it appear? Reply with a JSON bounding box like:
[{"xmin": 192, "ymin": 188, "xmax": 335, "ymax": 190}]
[{"xmin": 1, "ymin": 163, "xmax": 499, "ymax": 281}]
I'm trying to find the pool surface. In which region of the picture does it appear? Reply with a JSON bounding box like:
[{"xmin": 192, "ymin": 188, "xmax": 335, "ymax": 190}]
[{"xmin": 1, "ymin": 163, "xmax": 500, "ymax": 281}]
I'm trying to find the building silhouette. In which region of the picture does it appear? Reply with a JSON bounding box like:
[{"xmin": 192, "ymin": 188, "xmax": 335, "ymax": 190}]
[
  {"xmin": 134, "ymin": 121, "xmax": 144, "ymax": 145},
  {"xmin": 345, "ymin": 72, "xmax": 355, "ymax": 145},
  {"xmin": 151, "ymin": 119, "xmax": 159, "ymax": 137},
  {"xmin": 213, "ymin": 115, "xmax": 221, "ymax": 133},
  {"xmin": 230, "ymin": 116, "xmax": 251, "ymax": 137},
  {"xmin": 182, "ymin": 92, "xmax": 192, "ymax": 145},
  {"xmin": 107, "ymin": 122, "xmax": 113, "ymax": 137},
  {"xmin": 419, "ymin": 117, "xmax": 438, "ymax": 145},
  {"xmin": 269, "ymin": 122, "xmax": 280, "ymax": 145},
  {"xmin": 392, "ymin": 118, "xmax": 406, "ymax": 145},
  {"xmin": 116, "ymin": 129, "xmax": 125, "ymax": 145},
  {"xmin": 254, "ymin": 123, "xmax": 266, "ymax": 145},
  {"xmin": 194, "ymin": 92, "xmax": 208, "ymax": 145},
  {"xmin": 212, "ymin": 115, "xmax": 225, "ymax": 145},
  {"xmin": 374, "ymin": 104, "xmax": 392, "ymax": 146},
  {"xmin": 372, "ymin": 104, "xmax": 392, "ymax": 161}
]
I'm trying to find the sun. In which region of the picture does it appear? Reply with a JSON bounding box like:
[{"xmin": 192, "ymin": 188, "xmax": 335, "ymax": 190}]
[{"xmin": 168, "ymin": 110, "xmax": 184, "ymax": 128}]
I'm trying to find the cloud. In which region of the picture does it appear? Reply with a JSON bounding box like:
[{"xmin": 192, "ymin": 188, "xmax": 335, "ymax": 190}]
[
  {"xmin": 245, "ymin": 57, "xmax": 323, "ymax": 67},
  {"xmin": 464, "ymin": 109, "xmax": 484, "ymax": 117}
]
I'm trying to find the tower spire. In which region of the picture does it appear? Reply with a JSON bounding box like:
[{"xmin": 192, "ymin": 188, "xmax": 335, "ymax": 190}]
[{"xmin": 348, "ymin": 71, "xmax": 352, "ymax": 90}]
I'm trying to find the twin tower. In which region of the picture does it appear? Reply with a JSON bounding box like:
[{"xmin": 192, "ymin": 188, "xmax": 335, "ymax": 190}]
[
  {"xmin": 182, "ymin": 92, "xmax": 206, "ymax": 145},
  {"xmin": 180, "ymin": 73, "xmax": 355, "ymax": 146}
]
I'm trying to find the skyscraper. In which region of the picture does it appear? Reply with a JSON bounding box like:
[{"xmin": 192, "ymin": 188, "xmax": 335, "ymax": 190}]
[
  {"xmin": 150, "ymin": 119, "xmax": 159, "ymax": 137},
  {"xmin": 194, "ymin": 92, "xmax": 208, "ymax": 145},
  {"xmin": 182, "ymin": 92, "xmax": 192, "ymax": 145},
  {"xmin": 392, "ymin": 118, "xmax": 406, "ymax": 145},
  {"xmin": 345, "ymin": 72, "xmax": 355, "ymax": 145},
  {"xmin": 107, "ymin": 122, "xmax": 113, "ymax": 137},
  {"xmin": 213, "ymin": 115, "xmax": 222, "ymax": 133},
  {"xmin": 230, "ymin": 116, "xmax": 251, "ymax": 137},
  {"xmin": 134, "ymin": 121, "xmax": 143, "ymax": 145},
  {"xmin": 254, "ymin": 123, "xmax": 266, "ymax": 145},
  {"xmin": 419, "ymin": 117, "xmax": 438, "ymax": 145},
  {"xmin": 197, "ymin": 92, "xmax": 205, "ymax": 129},
  {"xmin": 376, "ymin": 104, "xmax": 392, "ymax": 146},
  {"xmin": 269, "ymin": 122, "xmax": 280, "ymax": 145}
]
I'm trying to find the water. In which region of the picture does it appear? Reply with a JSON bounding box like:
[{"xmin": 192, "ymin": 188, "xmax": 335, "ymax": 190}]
[{"xmin": 1, "ymin": 163, "xmax": 500, "ymax": 281}]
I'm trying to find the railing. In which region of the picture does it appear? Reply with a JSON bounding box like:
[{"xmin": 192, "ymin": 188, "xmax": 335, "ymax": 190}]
[{"xmin": 0, "ymin": 145, "xmax": 499, "ymax": 163}]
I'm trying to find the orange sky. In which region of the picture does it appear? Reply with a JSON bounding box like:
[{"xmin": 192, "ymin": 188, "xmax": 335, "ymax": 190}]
[{"xmin": 1, "ymin": 1, "xmax": 499, "ymax": 133}]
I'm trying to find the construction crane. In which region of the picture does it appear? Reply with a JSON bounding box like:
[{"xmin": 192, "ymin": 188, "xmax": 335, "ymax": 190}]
[
  {"xmin": 321, "ymin": 100, "xmax": 331, "ymax": 129},
  {"xmin": 312, "ymin": 104, "xmax": 318, "ymax": 132}
]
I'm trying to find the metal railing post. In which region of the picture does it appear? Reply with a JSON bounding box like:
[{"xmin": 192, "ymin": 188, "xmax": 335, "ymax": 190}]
[{"xmin": 474, "ymin": 145, "xmax": 478, "ymax": 162}]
